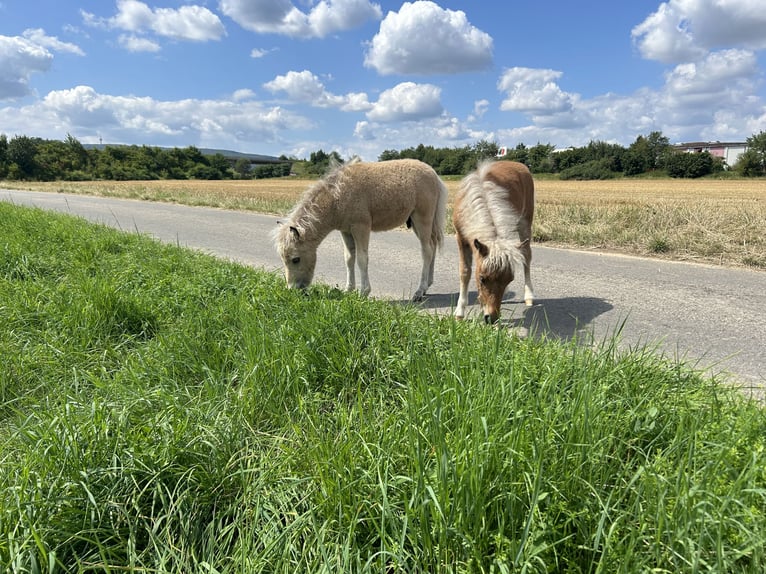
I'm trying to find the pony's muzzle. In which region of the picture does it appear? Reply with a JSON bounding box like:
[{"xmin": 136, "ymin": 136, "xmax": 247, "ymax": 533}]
[
  {"xmin": 287, "ymin": 280, "xmax": 308, "ymax": 290},
  {"xmin": 484, "ymin": 313, "xmax": 498, "ymax": 325}
]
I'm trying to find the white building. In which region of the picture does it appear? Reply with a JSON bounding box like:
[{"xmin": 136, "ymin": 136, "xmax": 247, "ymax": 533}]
[{"xmin": 673, "ymin": 141, "xmax": 748, "ymax": 167}]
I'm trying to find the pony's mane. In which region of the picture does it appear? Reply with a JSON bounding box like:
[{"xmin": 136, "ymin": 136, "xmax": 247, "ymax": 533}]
[
  {"xmin": 460, "ymin": 161, "xmax": 526, "ymax": 275},
  {"xmin": 278, "ymin": 156, "xmax": 362, "ymax": 241},
  {"xmin": 458, "ymin": 161, "xmax": 521, "ymax": 243},
  {"xmin": 482, "ymin": 238, "xmax": 526, "ymax": 275}
]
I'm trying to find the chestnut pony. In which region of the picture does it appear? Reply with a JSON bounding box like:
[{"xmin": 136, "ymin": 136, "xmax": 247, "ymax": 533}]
[
  {"xmin": 453, "ymin": 160, "xmax": 535, "ymax": 323},
  {"xmin": 274, "ymin": 158, "xmax": 448, "ymax": 301}
]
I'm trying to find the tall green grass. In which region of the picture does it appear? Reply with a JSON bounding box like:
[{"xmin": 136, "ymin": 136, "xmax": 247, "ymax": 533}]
[{"xmin": 1, "ymin": 202, "xmax": 764, "ymax": 573}]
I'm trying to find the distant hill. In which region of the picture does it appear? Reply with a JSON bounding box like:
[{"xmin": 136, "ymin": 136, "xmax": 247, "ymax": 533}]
[{"xmin": 82, "ymin": 144, "xmax": 285, "ymax": 164}]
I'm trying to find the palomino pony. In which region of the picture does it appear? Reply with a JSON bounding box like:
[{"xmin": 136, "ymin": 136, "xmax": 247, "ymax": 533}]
[
  {"xmin": 453, "ymin": 160, "xmax": 535, "ymax": 323},
  {"xmin": 274, "ymin": 158, "xmax": 448, "ymax": 301}
]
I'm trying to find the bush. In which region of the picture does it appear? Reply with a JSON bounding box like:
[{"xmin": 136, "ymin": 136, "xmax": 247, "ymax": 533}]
[
  {"xmin": 666, "ymin": 151, "xmax": 714, "ymax": 178},
  {"xmin": 559, "ymin": 159, "xmax": 619, "ymax": 180}
]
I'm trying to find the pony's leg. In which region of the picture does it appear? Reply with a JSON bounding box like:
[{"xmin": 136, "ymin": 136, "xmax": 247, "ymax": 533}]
[
  {"xmin": 413, "ymin": 238, "xmax": 435, "ymax": 301},
  {"xmin": 352, "ymin": 226, "xmax": 372, "ymax": 297},
  {"xmin": 408, "ymin": 213, "xmax": 435, "ymax": 301},
  {"xmin": 520, "ymin": 241, "xmax": 535, "ymax": 306},
  {"xmin": 427, "ymin": 249, "xmax": 436, "ymax": 287},
  {"xmin": 455, "ymin": 233, "xmax": 472, "ymax": 318},
  {"xmin": 340, "ymin": 231, "xmax": 356, "ymax": 291}
]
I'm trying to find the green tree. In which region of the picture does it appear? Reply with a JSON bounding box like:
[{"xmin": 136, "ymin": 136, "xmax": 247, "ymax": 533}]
[
  {"xmin": 736, "ymin": 131, "xmax": 766, "ymax": 176},
  {"xmin": 666, "ymin": 151, "xmax": 713, "ymax": 178},
  {"xmin": 0, "ymin": 134, "xmax": 9, "ymax": 178},
  {"xmin": 472, "ymin": 139, "xmax": 499, "ymax": 161},
  {"xmin": 308, "ymin": 149, "xmax": 342, "ymax": 175},
  {"xmin": 378, "ymin": 149, "xmax": 400, "ymax": 161},
  {"xmin": 527, "ymin": 143, "xmax": 555, "ymax": 173},
  {"xmin": 208, "ymin": 153, "xmax": 232, "ymax": 179},
  {"xmin": 65, "ymin": 134, "xmax": 88, "ymax": 170},
  {"xmin": 626, "ymin": 131, "xmax": 670, "ymax": 174},
  {"xmin": 503, "ymin": 143, "xmax": 529, "ymax": 166},
  {"xmin": 234, "ymin": 158, "xmax": 252, "ymax": 179},
  {"xmin": 7, "ymin": 135, "xmax": 40, "ymax": 179}
]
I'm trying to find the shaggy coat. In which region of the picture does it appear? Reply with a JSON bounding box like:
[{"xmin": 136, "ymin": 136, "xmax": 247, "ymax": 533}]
[
  {"xmin": 274, "ymin": 158, "xmax": 448, "ymax": 300},
  {"xmin": 453, "ymin": 160, "xmax": 535, "ymax": 323}
]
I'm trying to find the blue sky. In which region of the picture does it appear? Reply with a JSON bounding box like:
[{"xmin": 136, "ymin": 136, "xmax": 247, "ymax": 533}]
[{"xmin": 1, "ymin": 0, "xmax": 765, "ymax": 160}]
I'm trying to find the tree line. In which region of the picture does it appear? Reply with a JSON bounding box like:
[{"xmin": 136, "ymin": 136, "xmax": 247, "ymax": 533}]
[
  {"xmin": 0, "ymin": 134, "xmax": 292, "ymax": 181},
  {"xmin": 380, "ymin": 131, "xmax": 766, "ymax": 179},
  {"xmin": 1, "ymin": 131, "xmax": 765, "ymax": 182}
]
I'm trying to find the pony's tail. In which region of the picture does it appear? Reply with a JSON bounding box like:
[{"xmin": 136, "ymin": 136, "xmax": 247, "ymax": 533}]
[{"xmin": 431, "ymin": 177, "xmax": 448, "ymax": 250}]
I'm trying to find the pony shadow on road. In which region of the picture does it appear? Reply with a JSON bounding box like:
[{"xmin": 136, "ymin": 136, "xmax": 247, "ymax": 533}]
[{"xmin": 402, "ymin": 291, "xmax": 614, "ymax": 342}]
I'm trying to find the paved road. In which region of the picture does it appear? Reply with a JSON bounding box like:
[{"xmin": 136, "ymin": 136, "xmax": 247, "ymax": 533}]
[{"xmin": 3, "ymin": 189, "xmax": 764, "ymax": 393}]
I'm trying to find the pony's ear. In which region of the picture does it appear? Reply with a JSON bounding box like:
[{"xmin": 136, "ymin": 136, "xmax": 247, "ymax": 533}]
[
  {"xmin": 289, "ymin": 226, "xmax": 301, "ymax": 239},
  {"xmin": 473, "ymin": 238, "xmax": 489, "ymax": 257}
]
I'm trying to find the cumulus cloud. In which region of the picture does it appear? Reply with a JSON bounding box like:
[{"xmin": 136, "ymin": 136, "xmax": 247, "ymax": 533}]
[
  {"xmin": 354, "ymin": 120, "xmax": 375, "ymax": 140},
  {"xmin": 493, "ymin": 46, "xmax": 765, "ymax": 149},
  {"xmin": 263, "ymin": 69, "xmax": 372, "ymax": 111},
  {"xmin": 364, "ymin": 1, "xmax": 492, "ymax": 75},
  {"xmin": 219, "ymin": 0, "xmax": 381, "ymax": 38},
  {"xmin": 22, "ymin": 28, "xmax": 85, "ymax": 56},
  {"xmin": 119, "ymin": 34, "xmax": 160, "ymax": 52},
  {"xmin": 83, "ymin": 0, "xmax": 225, "ymax": 47},
  {"xmin": 366, "ymin": 82, "xmax": 442, "ymax": 122},
  {"xmin": 0, "ymin": 29, "xmax": 85, "ymax": 99},
  {"xmin": 632, "ymin": 0, "xmax": 766, "ymax": 63},
  {"xmin": 497, "ymin": 68, "xmax": 576, "ymax": 114},
  {"xmin": 663, "ymin": 49, "xmax": 759, "ymax": 101},
  {"xmin": 0, "ymin": 84, "xmax": 311, "ymax": 149},
  {"xmin": 0, "ymin": 36, "xmax": 51, "ymax": 99}
]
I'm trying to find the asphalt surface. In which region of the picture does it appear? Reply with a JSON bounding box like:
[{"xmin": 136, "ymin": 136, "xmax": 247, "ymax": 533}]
[{"xmin": 3, "ymin": 189, "xmax": 764, "ymax": 394}]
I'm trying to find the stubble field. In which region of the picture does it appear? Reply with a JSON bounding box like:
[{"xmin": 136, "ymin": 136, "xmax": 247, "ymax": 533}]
[{"xmin": 4, "ymin": 176, "xmax": 765, "ymax": 268}]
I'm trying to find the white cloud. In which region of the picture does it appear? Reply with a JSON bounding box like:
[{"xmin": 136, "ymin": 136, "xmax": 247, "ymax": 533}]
[
  {"xmin": 663, "ymin": 49, "xmax": 758, "ymax": 101},
  {"xmin": 0, "ymin": 34, "xmax": 53, "ymax": 99},
  {"xmin": 219, "ymin": 0, "xmax": 381, "ymax": 38},
  {"xmin": 83, "ymin": 0, "xmax": 225, "ymax": 47},
  {"xmin": 354, "ymin": 120, "xmax": 375, "ymax": 140},
  {"xmin": 471, "ymin": 99, "xmax": 489, "ymax": 120},
  {"xmin": 366, "ymin": 82, "xmax": 442, "ymax": 122},
  {"xmin": 364, "ymin": 1, "xmax": 492, "ymax": 75},
  {"xmin": 497, "ymin": 68, "xmax": 575, "ymax": 114},
  {"xmin": 0, "ymin": 85, "xmax": 312, "ymax": 149},
  {"xmin": 632, "ymin": 0, "xmax": 766, "ymax": 63},
  {"xmin": 119, "ymin": 34, "xmax": 161, "ymax": 53},
  {"xmin": 264, "ymin": 70, "xmax": 326, "ymax": 102},
  {"xmin": 0, "ymin": 29, "xmax": 86, "ymax": 99},
  {"xmin": 232, "ymin": 89, "xmax": 255, "ymax": 101},
  {"xmin": 263, "ymin": 69, "xmax": 372, "ymax": 111},
  {"xmin": 153, "ymin": 4, "xmax": 226, "ymax": 41},
  {"xmin": 22, "ymin": 28, "xmax": 85, "ymax": 56},
  {"xmin": 250, "ymin": 48, "xmax": 269, "ymax": 58},
  {"xmin": 492, "ymin": 51, "xmax": 765, "ymax": 149}
]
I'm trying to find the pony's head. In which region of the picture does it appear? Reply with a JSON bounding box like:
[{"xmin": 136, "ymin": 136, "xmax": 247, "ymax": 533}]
[
  {"xmin": 274, "ymin": 223, "xmax": 317, "ymax": 290},
  {"xmin": 473, "ymin": 238, "xmax": 526, "ymax": 324}
]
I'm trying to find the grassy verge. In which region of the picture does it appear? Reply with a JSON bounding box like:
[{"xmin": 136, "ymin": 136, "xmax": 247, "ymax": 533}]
[
  {"xmin": 3, "ymin": 176, "xmax": 764, "ymax": 269},
  {"xmin": 1, "ymin": 203, "xmax": 765, "ymax": 573}
]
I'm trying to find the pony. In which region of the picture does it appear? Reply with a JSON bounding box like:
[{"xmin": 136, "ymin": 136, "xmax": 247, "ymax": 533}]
[
  {"xmin": 274, "ymin": 157, "xmax": 448, "ymax": 301},
  {"xmin": 452, "ymin": 160, "xmax": 535, "ymax": 323}
]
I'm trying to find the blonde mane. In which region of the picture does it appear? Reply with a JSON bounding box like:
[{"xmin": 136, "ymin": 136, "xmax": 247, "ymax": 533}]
[
  {"xmin": 458, "ymin": 161, "xmax": 525, "ymax": 273},
  {"xmin": 458, "ymin": 161, "xmax": 522, "ymax": 242},
  {"xmin": 274, "ymin": 157, "xmax": 362, "ymax": 247}
]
